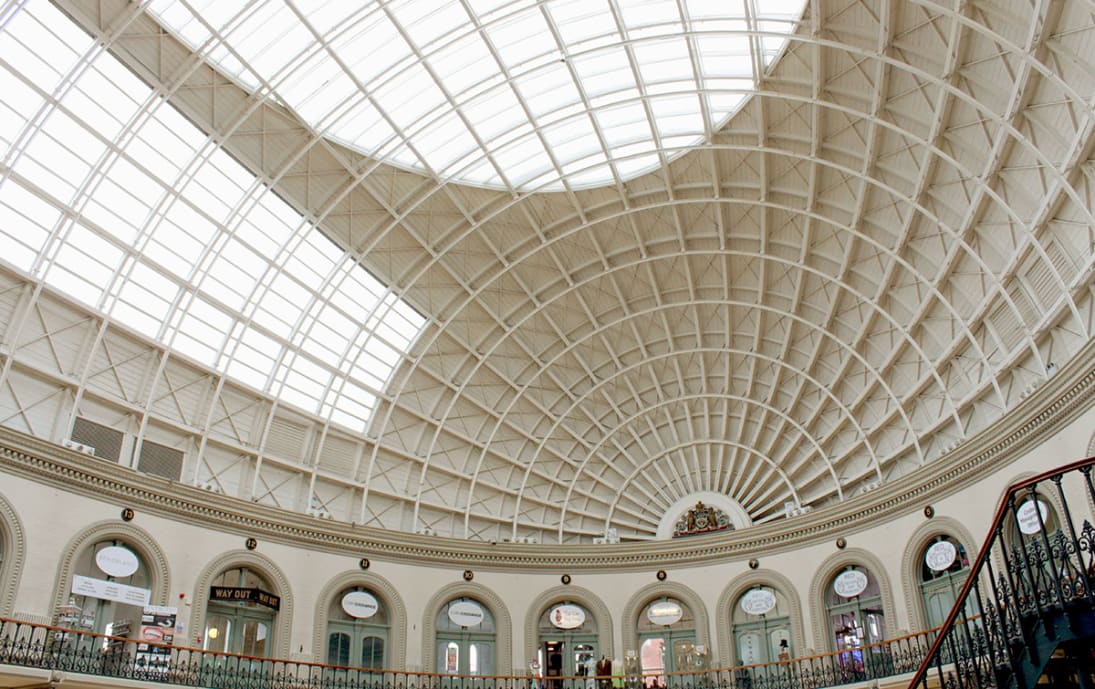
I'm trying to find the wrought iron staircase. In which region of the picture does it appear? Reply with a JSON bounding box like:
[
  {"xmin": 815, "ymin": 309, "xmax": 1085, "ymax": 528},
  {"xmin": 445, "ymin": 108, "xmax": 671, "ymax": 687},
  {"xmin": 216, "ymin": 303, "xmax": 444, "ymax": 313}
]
[{"xmin": 909, "ymin": 457, "xmax": 1095, "ymax": 689}]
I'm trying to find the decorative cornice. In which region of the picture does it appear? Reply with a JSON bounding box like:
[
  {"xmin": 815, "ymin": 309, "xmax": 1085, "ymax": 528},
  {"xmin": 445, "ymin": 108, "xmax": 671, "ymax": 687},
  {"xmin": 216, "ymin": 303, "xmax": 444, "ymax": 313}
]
[{"xmin": 0, "ymin": 341, "xmax": 1093, "ymax": 571}]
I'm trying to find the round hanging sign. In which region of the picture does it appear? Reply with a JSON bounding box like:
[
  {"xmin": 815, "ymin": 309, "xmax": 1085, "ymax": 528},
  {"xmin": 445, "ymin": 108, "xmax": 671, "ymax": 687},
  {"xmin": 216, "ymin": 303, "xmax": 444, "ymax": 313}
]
[
  {"xmin": 550, "ymin": 604, "xmax": 586, "ymax": 629},
  {"xmin": 95, "ymin": 546, "xmax": 139, "ymax": 578},
  {"xmin": 925, "ymin": 541, "xmax": 958, "ymax": 572},
  {"xmin": 341, "ymin": 591, "xmax": 379, "ymax": 619},
  {"xmin": 739, "ymin": 589, "xmax": 777, "ymax": 616},
  {"xmin": 646, "ymin": 600, "xmax": 683, "ymax": 626},
  {"xmin": 1016, "ymin": 500, "xmax": 1049, "ymax": 535},
  {"xmin": 833, "ymin": 570, "xmax": 869, "ymax": 598},
  {"xmin": 448, "ymin": 600, "xmax": 485, "ymax": 627}
]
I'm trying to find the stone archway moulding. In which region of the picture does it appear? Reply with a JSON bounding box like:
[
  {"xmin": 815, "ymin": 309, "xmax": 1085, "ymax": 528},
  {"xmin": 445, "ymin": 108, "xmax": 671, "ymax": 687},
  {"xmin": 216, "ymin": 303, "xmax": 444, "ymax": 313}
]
[
  {"xmin": 50, "ymin": 519, "xmax": 171, "ymax": 620},
  {"xmin": 807, "ymin": 547, "xmax": 897, "ymax": 654},
  {"xmin": 188, "ymin": 549, "xmax": 294, "ymax": 659},
  {"xmin": 0, "ymin": 490, "xmax": 26, "ymax": 617},
  {"xmin": 714, "ymin": 569, "xmax": 806, "ymax": 667},
  {"xmin": 621, "ymin": 581, "xmax": 710, "ymax": 666},
  {"xmin": 898, "ymin": 516, "xmax": 979, "ymax": 632},
  {"xmin": 420, "ymin": 580, "xmax": 513, "ymax": 675},
  {"xmin": 523, "ymin": 585, "xmax": 614, "ymax": 666},
  {"xmin": 311, "ymin": 569, "xmax": 409, "ymax": 670}
]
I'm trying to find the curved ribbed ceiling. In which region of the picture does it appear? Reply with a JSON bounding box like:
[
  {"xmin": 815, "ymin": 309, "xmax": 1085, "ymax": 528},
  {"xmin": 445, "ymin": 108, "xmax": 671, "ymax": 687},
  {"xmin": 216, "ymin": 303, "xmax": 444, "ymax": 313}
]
[{"xmin": 0, "ymin": 0, "xmax": 1092, "ymax": 543}]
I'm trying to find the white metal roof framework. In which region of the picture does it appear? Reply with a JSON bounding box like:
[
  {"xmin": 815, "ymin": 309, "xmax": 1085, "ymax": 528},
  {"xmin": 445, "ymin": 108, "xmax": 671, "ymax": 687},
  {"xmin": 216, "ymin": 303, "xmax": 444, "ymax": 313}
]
[{"xmin": 0, "ymin": 0, "xmax": 1092, "ymax": 543}]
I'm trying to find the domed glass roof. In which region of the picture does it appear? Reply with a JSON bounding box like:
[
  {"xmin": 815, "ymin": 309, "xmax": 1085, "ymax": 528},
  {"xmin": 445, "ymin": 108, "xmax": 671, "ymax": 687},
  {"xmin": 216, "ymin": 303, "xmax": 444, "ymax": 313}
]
[
  {"xmin": 0, "ymin": 0, "xmax": 1092, "ymax": 545},
  {"xmin": 145, "ymin": 0, "xmax": 805, "ymax": 190}
]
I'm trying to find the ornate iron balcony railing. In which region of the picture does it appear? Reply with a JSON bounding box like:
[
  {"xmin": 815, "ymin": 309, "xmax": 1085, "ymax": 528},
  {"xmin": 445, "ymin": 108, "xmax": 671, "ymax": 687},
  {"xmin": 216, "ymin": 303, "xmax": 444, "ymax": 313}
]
[{"xmin": 0, "ymin": 616, "xmax": 939, "ymax": 689}]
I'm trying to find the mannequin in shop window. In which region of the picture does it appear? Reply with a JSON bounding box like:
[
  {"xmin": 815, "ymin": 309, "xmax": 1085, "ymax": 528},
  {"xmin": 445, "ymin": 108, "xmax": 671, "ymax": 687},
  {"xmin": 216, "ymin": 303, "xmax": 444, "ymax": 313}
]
[{"xmin": 596, "ymin": 655, "xmax": 612, "ymax": 689}]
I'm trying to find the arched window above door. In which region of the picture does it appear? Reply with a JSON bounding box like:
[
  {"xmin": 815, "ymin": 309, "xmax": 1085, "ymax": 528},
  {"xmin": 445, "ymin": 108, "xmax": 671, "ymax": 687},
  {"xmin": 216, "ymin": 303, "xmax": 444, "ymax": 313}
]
[
  {"xmin": 436, "ymin": 597, "xmax": 496, "ymax": 676},
  {"xmin": 204, "ymin": 567, "xmax": 280, "ymax": 658},
  {"xmin": 327, "ymin": 586, "xmax": 389, "ymax": 670}
]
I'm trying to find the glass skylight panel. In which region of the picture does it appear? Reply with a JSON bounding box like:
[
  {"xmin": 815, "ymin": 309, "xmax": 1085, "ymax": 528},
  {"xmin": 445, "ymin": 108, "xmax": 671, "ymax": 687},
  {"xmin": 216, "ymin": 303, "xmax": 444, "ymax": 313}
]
[
  {"xmin": 145, "ymin": 0, "xmax": 804, "ymax": 190},
  {"xmin": 229, "ymin": 2, "xmax": 309, "ymax": 81},
  {"xmin": 430, "ymin": 34, "xmax": 496, "ymax": 98},
  {"xmin": 517, "ymin": 66, "xmax": 582, "ymax": 119},
  {"xmin": 487, "ymin": 10, "xmax": 558, "ymax": 71},
  {"xmin": 0, "ymin": 0, "xmax": 432, "ymax": 430},
  {"xmin": 548, "ymin": 0, "xmax": 616, "ymax": 46},
  {"xmin": 0, "ymin": 184, "xmax": 55, "ymax": 272},
  {"xmin": 392, "ymin": 0, "xmax": 470, "ymax": 49},
  {"xmin": 697, "ymin": 35, "xmax": 753, "ymax": 77}
]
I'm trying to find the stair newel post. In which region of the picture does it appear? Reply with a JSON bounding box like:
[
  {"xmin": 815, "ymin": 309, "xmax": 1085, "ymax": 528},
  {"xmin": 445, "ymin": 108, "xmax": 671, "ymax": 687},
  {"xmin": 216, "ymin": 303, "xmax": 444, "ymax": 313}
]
[
  {"xmin": 1052, "ymin": 473, "xmax": 1093, "ymax": 604},
  {"xmin": 1028, "ymin": 482, "xmax": 1066, "ymax": 610}
]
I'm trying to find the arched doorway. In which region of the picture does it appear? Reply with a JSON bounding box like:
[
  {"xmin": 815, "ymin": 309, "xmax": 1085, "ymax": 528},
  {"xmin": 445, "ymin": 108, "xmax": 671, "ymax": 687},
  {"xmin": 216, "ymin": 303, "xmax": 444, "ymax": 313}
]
[
  {"xmin": 327, "ymin": 586, "xmax": 388, "ymax": 669},
  {"xmin": 203, "ymin": 566, "xmax": 280, "ymax": 657},
  {"xmin": 61, "ymin": 539, "xmax": 150, "ymax": 636},
  {"xmin": 637, "ymin": 597, "xmax": 697, "ymax": 687},
  {"xmin": 918, "ymin": 535, "xmax": 971, "ymax": 629},
  {"xmin": 436, "ymin": 597, "xmax": 496, "ymax": 676},
  {"xmin": 825, "ymin": 566, "xmax": 886, "ymax": 678},
  {"xmin": 537, "ymin": 601, "xmax": 598, "ymax": 683},
  {"xmin": 732, "ymin": 586, "xmax": 792, "ymax": 665}
]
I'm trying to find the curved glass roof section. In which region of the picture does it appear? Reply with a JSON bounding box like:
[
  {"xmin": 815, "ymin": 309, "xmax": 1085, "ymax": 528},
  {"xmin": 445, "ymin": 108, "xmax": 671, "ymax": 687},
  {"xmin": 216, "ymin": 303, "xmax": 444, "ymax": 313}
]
[
  {"xmin": 0, "ymin": 2, "xmax": 425, "ymax": 431},
  {"xmin": 145, "ymin": 0, "xmax": 806, "ymax": 191}
]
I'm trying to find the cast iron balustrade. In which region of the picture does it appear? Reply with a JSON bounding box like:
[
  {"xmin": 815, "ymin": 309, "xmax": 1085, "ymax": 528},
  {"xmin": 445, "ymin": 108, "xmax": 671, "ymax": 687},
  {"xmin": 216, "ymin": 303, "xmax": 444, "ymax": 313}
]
[
  {"xmin": 908, "ymin": 457, "xmax": 1095, "ymax": 689},
  {"xmin": 0, "ymin": 616, "xmax": 937, "ymax": 689}
]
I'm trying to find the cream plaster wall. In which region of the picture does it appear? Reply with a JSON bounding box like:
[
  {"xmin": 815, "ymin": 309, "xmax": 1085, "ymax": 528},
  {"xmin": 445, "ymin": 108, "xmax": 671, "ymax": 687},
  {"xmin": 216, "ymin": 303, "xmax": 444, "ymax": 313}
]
[{"xmin": 1, "ymin": 401, "xmax": 1092, "ymax": 674}]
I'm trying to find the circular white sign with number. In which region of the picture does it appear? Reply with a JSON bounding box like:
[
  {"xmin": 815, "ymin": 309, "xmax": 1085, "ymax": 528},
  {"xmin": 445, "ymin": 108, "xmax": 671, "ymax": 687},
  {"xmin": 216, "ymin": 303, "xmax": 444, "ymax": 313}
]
[
  {"xmin": 646, "ymin": 600, "xmax": 683, "ymax": 626},
  {"xmin": 341, "ymin": 591, "xmax": 379, "ymax": 618},
  {"xmin": 1016, "ymin": 500, "xmax": 1049, "ymax": 535},
  {"xmin": 925, "ymin": 541, "xmax": 958, "ymax": 571},
  {"xmin": 95, "ymin": 546, "xmax": 139, "ymax": 578},
  {"xmin": 448, "ymin": 600, "xmax": 485, "ymax": 627},
  {"xmin": 550, "ymin": 604, "xmax": 586, "ymax": 629},
  {"xmin": 833, "ymin": 570, "xmax": 869, "ymax": 598},
  {"xmin": 739, "ymin": 589, "xmax": 777, "ymax": 616}
]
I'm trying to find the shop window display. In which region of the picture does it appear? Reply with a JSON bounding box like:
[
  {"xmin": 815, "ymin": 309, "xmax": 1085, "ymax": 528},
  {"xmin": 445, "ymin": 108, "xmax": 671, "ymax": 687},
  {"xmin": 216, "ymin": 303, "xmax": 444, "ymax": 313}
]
[{"xmin": 825, "ymin": 566, "xmax": 886, "ymax": 678}]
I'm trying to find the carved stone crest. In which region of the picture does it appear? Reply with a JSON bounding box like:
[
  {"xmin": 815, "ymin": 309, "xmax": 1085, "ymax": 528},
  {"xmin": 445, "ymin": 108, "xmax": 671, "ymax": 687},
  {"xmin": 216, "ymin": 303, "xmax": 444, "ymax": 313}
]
[{"xmin": 672, "ymin": 501, "xmax": 732, "ymax": 538}]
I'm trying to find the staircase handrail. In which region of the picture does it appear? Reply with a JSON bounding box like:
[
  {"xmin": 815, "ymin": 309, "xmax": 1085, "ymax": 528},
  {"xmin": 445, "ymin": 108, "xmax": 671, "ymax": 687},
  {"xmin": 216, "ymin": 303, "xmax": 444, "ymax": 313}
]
[{"xmin": 905, "ymin": 454, "xmax": 1095, "ymax": 689}]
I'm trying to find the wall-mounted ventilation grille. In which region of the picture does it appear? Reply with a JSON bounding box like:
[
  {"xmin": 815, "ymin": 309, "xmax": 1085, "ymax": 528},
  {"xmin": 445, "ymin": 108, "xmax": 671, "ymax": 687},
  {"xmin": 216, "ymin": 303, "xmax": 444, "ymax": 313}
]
[
  {"xmin": 136, "ymin": 440, "xmax": 184, "ymax": 481},
  {"xmin": 70, "ymin": 417, "xmax": 124, "ymax": 462}
]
